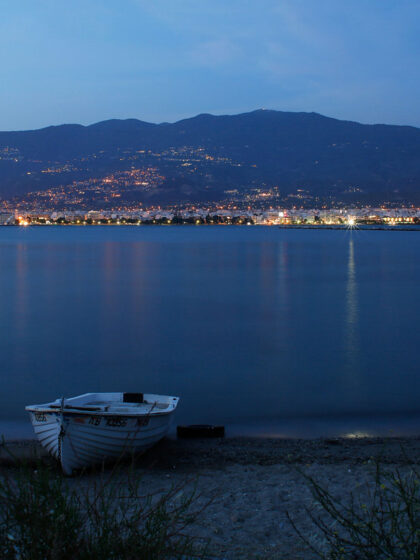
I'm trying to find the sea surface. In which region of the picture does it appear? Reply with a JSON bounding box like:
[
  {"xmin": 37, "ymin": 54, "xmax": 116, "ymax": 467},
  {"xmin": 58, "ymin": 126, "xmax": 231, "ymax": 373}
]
[{"xmin": 0, "ymin": 226, "xmax": 419, "ymax": 439}]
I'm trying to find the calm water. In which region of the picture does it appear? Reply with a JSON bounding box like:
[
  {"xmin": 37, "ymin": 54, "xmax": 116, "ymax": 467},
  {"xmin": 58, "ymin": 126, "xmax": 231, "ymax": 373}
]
[{"xmin": 0, "ymin": 226, "xmax": 419, "ymax": 438}]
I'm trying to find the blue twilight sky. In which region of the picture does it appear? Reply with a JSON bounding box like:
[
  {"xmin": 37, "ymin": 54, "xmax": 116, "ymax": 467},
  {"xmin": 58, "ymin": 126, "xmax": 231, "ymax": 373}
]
[{"xmin": 1, "ymin": 0, "xmax": 419, "ymax": 131}]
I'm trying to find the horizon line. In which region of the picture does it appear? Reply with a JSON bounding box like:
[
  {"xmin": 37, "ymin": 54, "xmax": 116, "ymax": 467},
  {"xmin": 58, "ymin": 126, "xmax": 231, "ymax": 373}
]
[{"xmin": 2, "ymin": 108, "xmax": 420, "ymax": 134}]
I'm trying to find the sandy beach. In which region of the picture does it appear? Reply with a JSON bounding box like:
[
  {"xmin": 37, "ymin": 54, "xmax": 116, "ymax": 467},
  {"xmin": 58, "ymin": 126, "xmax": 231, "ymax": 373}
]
[{"xmin": 1, "ymin": 436, "xmax": 419, "ymax": 559}]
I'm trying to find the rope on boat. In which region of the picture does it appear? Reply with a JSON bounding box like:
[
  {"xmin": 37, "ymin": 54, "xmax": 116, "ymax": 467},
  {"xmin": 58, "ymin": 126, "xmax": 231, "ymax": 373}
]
[{"xmin": 59, "ymin": 399, "xmax": 159, "ymax": 474}]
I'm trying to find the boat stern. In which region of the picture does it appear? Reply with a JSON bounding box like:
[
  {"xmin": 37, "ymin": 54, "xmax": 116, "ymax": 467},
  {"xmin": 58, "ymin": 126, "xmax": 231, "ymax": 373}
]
[{"xmin": 25, "ymin": 406, "xmax": 62, "ymax": 460}]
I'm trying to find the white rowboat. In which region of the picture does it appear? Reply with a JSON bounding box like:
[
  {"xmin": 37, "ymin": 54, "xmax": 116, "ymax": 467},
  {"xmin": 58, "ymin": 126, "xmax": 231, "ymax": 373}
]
[{"xmin": 26, "ymin": 392, "xmax": 179, "ymax": 475}]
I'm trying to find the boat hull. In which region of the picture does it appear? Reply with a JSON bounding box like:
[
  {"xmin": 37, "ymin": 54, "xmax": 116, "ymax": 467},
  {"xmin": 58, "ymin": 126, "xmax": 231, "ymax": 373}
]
[{"xmin": 29, "ymin": 410, "xmax": 174, "ymax": 475}]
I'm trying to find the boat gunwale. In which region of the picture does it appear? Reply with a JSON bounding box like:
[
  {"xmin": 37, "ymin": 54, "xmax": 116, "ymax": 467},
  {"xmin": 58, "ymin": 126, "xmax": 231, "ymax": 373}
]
[{"xmin": 25, "ymin": 406, "xmax": 176, "ymax": 418}]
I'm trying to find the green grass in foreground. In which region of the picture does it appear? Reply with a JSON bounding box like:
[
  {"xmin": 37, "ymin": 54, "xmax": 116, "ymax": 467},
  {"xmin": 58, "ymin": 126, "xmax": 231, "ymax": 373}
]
[
  {"xmin": 288, "ymin": 459, "xmax": 420, "ymax": 560},
  {"xmin": 1, "ymin": 452, "xmax": 419, "ymax": 559},
  {"xmin": 0, "ymin": 462, "xmax": 209, "ymax": 560}
]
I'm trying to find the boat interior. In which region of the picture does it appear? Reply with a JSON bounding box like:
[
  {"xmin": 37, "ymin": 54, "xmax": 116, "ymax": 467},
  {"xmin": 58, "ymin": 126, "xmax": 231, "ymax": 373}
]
[{"xmin": 26, "ymin": 392, "xmax": 179, "ymax": 414}]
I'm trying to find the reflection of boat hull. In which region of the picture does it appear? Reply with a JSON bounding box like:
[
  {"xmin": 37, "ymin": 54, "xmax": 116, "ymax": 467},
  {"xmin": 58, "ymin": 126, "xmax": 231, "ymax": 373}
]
[{"xmin": 26, "ymin": 393, "xmax": 179, "ymax": 475}]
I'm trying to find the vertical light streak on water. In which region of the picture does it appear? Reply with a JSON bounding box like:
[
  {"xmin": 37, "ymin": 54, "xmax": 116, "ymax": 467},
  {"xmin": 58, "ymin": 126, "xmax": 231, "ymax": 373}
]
[
  {"xmin": 101, "ymin": 241, "xmax": 119, "ymax": 320},
  {"xmin": 276, "ymin": 239, "xmax": 291, "ymax": 350},
  {"xmin": 275, "ymin": 239, "xmax": 291, "ymax": 388},
  {"xmin": 277, "ymin": 241, "xmax": 289, "ymax": 307},
  {"xmin": 344, "ymin": 236, "xmax": 360, "ymax": 388},
  {"xmin": 11, "ymin": 242, "xmax": 32, "ymax": 396},
  {"xmin": 14, "ymin": 243, "xmax": 28, "ymax": 347}
]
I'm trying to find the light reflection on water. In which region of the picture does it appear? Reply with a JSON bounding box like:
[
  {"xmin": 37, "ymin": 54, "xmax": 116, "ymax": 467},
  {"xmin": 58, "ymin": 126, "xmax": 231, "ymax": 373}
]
[
  {"xmin": 0, "ymin": 226, "xmax": 419, "ymax": 438},
  {"xmin": 344, "ymin": 237, "xmax": 360, "ymax": 391}
]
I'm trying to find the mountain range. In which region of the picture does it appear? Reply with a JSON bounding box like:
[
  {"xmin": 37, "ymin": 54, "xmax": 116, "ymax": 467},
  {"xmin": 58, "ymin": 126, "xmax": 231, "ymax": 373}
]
[{"xmin": 1, "ymin": 109, "xmax": 420, "ymax": 205}]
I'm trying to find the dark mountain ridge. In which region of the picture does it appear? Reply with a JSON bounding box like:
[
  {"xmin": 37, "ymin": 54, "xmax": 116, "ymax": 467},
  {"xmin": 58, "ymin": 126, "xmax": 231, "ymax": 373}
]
[{"xmin": 1, "ymin": 110, "xmax": 420, "ymax": 204}]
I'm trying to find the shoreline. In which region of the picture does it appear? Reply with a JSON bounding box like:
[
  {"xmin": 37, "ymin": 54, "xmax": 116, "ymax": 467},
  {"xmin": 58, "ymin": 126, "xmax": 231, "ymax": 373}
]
[
  {"xmin": 1, "ymin": 223, "xmax": 420, "ymax": 230},
  {"xmin": 2, "ymin": 434, "xmax": 419, "ymax": 468}
]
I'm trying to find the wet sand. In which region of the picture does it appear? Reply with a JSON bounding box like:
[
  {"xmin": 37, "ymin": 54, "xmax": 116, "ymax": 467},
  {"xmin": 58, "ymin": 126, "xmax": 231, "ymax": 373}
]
[{"xmin": 1, "ymin": 436, "xmax": 419, "ymax": 559}]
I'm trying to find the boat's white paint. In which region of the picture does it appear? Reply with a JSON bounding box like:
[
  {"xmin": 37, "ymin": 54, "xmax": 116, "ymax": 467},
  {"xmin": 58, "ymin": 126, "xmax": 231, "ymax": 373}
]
[{"xmin": 26, "ymin": 392, "xmax": 179, "ymax": 475}]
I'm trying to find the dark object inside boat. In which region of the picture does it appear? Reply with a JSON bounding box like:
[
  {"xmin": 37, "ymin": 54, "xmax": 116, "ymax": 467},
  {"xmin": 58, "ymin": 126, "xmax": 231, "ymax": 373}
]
[
  {"xmin": 177, "ymin": 425, "xmax": 225, "ymax": 438},
  {"xmin": 123, "ymin": 393, "xmax": 144, "ymax": 403}
]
